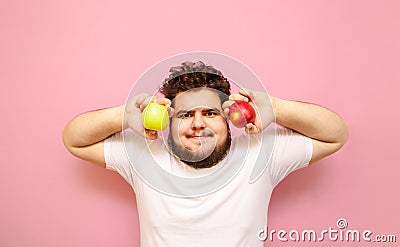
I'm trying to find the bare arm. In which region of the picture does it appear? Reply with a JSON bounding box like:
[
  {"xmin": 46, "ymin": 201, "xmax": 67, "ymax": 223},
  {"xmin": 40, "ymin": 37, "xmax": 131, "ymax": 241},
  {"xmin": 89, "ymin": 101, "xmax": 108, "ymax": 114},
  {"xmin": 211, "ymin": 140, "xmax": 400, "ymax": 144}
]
[
  {"xmin": 224, "ymin": 88, "xmax": 349, "ymax": 165},
  {"xmin": 270, "ymin": 97, "xmax": 349, "ymax": 164},
  {"xmin": 62, "ymin": 106, "xmax": 124, "ymax": 167},
  {"xmin": 62, "ymin": 94, "xmax": 172, "ymax": 167}
]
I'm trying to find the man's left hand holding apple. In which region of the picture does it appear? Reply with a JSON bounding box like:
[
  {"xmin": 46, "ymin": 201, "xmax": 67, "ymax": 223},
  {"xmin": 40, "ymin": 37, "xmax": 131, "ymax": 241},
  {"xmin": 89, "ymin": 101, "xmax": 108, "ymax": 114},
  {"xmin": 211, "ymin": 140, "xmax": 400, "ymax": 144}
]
[
  {"xmin": 223, "ymin": 88, "xmax": 275, "ymax": 134},
  {"xmin": 224, "ymin": 88, "xmax": 349, "ymax": 164}
]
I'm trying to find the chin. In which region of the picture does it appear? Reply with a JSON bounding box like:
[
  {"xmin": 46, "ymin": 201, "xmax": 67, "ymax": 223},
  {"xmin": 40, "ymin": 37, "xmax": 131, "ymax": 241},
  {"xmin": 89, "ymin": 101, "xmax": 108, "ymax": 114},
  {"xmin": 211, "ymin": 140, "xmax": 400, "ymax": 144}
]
[{"xmin": 168, "ymin": 134, "xmax": 232, "ymax": 169}]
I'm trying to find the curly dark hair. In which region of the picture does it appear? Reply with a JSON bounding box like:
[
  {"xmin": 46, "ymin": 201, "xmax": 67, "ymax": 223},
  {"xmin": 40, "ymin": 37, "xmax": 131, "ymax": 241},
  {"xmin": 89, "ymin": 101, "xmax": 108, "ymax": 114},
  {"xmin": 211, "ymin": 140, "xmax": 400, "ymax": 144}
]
[{"xmin": 159, "ymin": 61, "xmax": 231, "ymax": 102}]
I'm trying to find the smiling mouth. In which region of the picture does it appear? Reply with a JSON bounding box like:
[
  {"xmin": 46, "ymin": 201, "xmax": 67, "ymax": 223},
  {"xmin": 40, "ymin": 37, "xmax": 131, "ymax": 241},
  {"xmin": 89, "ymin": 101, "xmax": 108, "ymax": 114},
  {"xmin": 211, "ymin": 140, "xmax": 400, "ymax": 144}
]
[
  {"xmin": 185, "ymin": 132, "xmax": 215, "ymax": 145},
  {"xmin": 186, "ymin": 132, "xmax": 214, "ymax": 139},
  {"xmin": 191, "ymin": 134, "xmax": 210, "ymax": 138},
  {"xmin": 186, "ymin": 135, "xmax": 211, "ymax": 142}
]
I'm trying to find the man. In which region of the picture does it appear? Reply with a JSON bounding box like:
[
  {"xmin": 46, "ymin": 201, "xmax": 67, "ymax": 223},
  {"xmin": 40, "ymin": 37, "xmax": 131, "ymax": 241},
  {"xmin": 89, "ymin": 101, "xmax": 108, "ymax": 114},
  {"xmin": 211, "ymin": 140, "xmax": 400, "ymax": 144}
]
[{"xmin": 62, "ymin": 61, "xmax": 348, "ymax": 246}]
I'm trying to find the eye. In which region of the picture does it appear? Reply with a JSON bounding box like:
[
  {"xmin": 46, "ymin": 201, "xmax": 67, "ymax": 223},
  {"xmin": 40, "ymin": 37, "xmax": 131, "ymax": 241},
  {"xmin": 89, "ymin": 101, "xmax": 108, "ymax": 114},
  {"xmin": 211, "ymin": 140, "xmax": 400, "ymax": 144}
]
[
  {"xmin": 182, "ymin": 113, "xmax": 193, "ymax": 118},
  {"xmin": 204, "ymin": 111, "xmax": 219, "ymax": 117}
]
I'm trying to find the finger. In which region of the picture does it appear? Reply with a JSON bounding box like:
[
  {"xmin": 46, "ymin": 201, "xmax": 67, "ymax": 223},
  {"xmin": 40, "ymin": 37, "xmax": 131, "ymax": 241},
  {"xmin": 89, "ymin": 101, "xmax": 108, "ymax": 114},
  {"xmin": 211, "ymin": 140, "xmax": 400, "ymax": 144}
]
[
  {"xmin": 222, "ymin": 100, "xmax": 235, "ymax": 110},
  {"xmin": 245, "ymin": 123, "xmax": 260, "ymax": 134},
  {"xmin": 145, "ymin": 129, "xmax": 158, "ymax": 140},
  {"xmin": 222, "ymin": 100, "xmax": 235, "ymax": 119},
  {"xmin": 139, "ymin": 96, "xmax": 155, "ymax": 111},
  {"xmin": 239, "ymin": 88, "xmax": 255, "ymax": 100},
  {"xmin": 245, "ymin": 125, "xmax": 257, "ymax": 134},
  {"xmin": 155, "ymin": 97, "xmax": 172, "ymax": 106},
  {"xmin": 229, "ymin": 94, "xmax": 249, "ymax": 102},
  {"xmin": 135, "ymin": 93, "xmax": 150, "ymax": 108},
  {"xmin": 167, "ymin": 107, "xmax": 175, "ymax": 117},
  {"xmin": 223, "ymin": 108, "xmax": 230, "ymax": 119}
]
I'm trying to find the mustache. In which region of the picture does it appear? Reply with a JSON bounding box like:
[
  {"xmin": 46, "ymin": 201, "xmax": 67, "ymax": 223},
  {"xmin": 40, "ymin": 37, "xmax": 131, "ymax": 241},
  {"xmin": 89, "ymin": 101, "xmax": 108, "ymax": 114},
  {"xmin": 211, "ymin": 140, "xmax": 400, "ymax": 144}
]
[
  {"xmin": 187, "ymin": 129, "xmax": 214, "ymax": 137},
  {"xmin": 167, "ymin": 131, "xmax": 232, "ymax": 169}
]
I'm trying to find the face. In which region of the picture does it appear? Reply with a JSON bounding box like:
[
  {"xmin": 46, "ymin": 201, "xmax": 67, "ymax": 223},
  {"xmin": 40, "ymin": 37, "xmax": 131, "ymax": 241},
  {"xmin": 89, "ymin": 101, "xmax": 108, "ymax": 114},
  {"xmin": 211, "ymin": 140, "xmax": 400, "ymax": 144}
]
[{"xmin": 168, "ymin": 88, "xmax": 231, "ymax": 169}]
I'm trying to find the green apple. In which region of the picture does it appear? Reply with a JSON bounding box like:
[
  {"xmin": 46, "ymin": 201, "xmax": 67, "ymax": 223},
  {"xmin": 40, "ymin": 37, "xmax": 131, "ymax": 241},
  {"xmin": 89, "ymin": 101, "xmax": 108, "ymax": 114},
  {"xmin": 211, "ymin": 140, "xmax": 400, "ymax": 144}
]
[{"xmin": 142, "ymin": 102, "xmax": 169, "ymax": 131}]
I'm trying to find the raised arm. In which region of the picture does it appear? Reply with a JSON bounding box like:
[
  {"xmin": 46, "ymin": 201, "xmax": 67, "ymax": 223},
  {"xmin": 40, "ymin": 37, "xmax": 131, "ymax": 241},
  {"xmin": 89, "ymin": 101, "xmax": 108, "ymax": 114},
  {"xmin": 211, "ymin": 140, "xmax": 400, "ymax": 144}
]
[
  {"xmin": 224, "ymin": 88, "xmax": 349, "ymax": 165},
  {"xmin": 62, "ymin": 94, "xmax": 173, "ymax": 167},
  {"xmin": 62, "ymin": 105, "xmax": 124, "ymax": 167},
  {"xmin": 270, "ymin": 97, "xmax": 349, "ymax": 164}
]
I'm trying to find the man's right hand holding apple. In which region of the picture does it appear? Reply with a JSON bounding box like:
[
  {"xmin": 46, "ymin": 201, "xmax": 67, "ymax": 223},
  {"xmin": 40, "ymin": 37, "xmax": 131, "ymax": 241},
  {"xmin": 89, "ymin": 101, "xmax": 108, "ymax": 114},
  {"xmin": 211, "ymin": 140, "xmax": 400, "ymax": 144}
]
[{"xmin": 124, "ymin": 93, "xmax": 174, "ymax": 140}]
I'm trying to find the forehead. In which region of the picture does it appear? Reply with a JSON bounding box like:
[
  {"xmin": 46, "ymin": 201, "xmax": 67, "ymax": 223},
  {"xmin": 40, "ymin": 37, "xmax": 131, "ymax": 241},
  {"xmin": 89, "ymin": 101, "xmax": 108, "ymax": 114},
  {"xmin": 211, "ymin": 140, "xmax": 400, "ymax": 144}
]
[{"xmin": 173, "ymin": 88, "xmax": 223, "ymax": 111}]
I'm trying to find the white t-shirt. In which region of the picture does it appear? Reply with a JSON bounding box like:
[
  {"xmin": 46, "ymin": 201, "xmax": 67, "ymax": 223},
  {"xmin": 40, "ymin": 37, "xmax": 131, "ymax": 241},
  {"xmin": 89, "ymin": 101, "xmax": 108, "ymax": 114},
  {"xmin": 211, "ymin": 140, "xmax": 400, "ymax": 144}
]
[{"xmin": 104, "ymin": 125, "xmax": 313, "ymax": 247}]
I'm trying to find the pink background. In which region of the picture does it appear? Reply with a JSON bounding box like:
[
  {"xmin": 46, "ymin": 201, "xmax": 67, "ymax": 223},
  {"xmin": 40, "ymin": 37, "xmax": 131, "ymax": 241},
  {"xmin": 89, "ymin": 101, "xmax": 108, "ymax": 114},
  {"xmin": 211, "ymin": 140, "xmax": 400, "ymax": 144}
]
[{"xmin": 1, "ymin": 0, "xmax": 399, "ymax": 246}]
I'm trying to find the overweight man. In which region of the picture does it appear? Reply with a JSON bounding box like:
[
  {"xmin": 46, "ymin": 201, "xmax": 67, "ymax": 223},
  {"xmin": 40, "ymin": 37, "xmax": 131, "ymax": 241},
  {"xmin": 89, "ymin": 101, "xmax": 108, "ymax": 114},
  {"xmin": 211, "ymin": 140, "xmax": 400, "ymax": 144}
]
[{"xmin": 63, "ymin": 61, "xmax": 348, "ymax": 246}]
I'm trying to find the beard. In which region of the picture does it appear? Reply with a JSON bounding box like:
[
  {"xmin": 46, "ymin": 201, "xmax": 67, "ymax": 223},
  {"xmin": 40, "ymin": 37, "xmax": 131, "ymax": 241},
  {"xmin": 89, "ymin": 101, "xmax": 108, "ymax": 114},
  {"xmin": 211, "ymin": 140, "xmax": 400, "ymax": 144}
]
[{"xmin": 167, "ymin": 129, "xmax": 231, "ymax": 169}]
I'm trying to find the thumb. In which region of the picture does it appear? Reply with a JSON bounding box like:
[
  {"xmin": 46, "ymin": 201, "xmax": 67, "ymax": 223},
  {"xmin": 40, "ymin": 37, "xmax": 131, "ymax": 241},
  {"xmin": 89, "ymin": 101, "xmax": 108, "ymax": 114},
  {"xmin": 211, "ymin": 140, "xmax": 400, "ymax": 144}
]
[
  {"xmin": 145, "ymin": 129, "xmax": 158, "ymax": 140},
  {"xmin": 239, "ymin": 88, "xmax": 255, "ymax": 100}
]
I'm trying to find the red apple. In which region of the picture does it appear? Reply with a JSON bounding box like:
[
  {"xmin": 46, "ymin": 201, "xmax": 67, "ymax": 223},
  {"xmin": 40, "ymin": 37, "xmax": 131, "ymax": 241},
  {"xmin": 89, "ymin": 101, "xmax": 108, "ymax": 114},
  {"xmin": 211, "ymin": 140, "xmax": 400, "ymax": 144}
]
[{"xmin": 229, "ymin": 101, "xmax": 256, "ymax": 128}]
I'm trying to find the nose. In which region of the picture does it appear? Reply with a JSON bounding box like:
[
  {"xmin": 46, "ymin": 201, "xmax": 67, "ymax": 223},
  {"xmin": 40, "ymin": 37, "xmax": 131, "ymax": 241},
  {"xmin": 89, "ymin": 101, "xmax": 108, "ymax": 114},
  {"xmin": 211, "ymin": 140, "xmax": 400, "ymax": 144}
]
[{"xmin": 191, "ymin": 111, "xmax": 206, "ymax": 130}]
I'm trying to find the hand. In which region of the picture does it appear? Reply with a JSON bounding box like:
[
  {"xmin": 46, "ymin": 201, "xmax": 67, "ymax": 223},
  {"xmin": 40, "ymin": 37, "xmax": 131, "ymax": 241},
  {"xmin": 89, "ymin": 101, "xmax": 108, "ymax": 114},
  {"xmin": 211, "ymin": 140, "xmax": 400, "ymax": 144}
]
[
  {"xmin": 222, "ymin": 88, "xmax": 275, "ymax": 134},
  {"xmin": 124, "ymin": 93, "xmax": 174, "ymax": 140}
]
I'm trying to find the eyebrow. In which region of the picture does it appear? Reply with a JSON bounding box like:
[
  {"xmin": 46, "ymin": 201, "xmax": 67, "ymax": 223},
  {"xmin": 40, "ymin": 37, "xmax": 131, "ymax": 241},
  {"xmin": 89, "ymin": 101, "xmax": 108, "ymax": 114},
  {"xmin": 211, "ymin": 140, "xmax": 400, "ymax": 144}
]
[{"xmin": 175, "ymin": 107, "xmax": 222, "ymax": 116}]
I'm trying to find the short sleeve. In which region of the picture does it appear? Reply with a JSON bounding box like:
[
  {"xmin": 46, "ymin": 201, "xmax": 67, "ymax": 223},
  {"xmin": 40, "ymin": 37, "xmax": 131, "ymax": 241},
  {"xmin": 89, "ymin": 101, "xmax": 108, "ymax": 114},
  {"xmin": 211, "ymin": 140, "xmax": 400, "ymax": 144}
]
[
  {"xmin": 268, "ymin": 126, "xmax": 313, "ymax": 188},
  {"xmin": 104, "ymin": 132, "xmax": 135, "ymax": 188}
]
